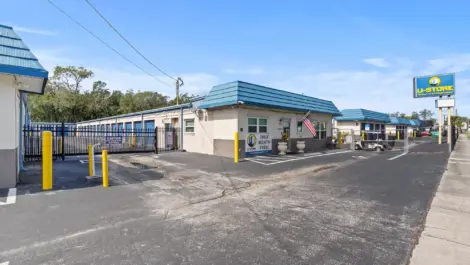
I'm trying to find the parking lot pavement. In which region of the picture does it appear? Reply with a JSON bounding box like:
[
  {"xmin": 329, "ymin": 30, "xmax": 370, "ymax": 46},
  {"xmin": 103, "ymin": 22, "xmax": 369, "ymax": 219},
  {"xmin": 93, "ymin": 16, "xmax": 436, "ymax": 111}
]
[
  {"xmin": 0, "ymin": 142, "xmax": 449, "ymax": 264},
  {"xmin": 244, "ymin": 149, "xmax": 354, "ymax": 165}
]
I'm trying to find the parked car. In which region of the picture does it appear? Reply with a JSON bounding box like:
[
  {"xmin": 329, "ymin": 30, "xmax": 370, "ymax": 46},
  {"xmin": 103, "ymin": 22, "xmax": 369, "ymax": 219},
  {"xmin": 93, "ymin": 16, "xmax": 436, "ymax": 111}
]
[{"xmin": 420, "ymin": 130, "xmax": 430, "ymax": 137}]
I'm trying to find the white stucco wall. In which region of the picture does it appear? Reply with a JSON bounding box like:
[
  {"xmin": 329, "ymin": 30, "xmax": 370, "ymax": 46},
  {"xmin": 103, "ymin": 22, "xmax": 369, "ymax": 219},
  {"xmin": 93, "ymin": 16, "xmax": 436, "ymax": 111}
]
[
  {"xmin": 76, "ymin": 105, "xmax": 337, "ymax": 156},
  {"xmin": 334, "ymin": 121, "xmax": 360, "ymax": 134},
  {"xmin": 237, "ymin": 106, "xmax": 333, "ymax": 141},
  {"xmin": 0, "ymin": 75, "xmax": 16, "ymax": 150}
]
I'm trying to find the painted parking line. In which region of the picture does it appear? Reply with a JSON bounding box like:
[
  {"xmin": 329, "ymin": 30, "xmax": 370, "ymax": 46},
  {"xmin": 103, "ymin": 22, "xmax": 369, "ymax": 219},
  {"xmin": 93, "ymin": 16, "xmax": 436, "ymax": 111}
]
[
  {"xmin": 388, "ymin": 151, "xmax": 408, "ymax": 161},
  {"xmin": 245, "ymin": 150, "xmax": 353, "ymax": 166},
  {"xmin": 0, "ymin": 188, "xmax": 16, "ymax": 206}
]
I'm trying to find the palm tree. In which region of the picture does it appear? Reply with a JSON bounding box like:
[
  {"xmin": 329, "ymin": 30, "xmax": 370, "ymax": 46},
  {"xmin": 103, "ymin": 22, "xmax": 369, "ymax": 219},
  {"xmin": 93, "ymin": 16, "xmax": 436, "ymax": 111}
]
[
  {"xmin": 419, "ymin": 109, "xmax": 429, "ymax": 120},
  {"xmin": 426, "ymin": 110, "xmax": 434, "ymax": 120}
]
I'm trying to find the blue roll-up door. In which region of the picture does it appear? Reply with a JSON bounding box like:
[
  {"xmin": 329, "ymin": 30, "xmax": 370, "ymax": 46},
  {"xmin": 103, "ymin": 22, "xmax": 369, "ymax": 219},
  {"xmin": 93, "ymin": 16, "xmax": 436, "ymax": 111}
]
[
  {"xmin": 118, "ymin": 123, "xmax": 124, "ymax": 136},
  {"xmin": 125, "ymin": 122, "xmax": 132, "ymax": 136},
  {"xmin": 111, "ymin": 124, "xmax": 117, "ymax": 136},
  {"xmin": 144, "ymin": 120, "xmax": 155, "ymax": 145},
  {"xmin": 134, "ymin": 121, "xmax": 142, "ymax": 136},
  {"xmin": 105, "ymin": 124, "xmax": 111, "ymax": 136}
]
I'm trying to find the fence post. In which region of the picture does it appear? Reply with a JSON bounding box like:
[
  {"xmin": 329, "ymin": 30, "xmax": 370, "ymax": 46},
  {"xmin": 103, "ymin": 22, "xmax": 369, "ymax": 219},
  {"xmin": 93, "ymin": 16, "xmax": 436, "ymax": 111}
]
[
  {"xmin": 42, "ymin": 131, "xmax": 53, "ymax": 190},
  {"xmin": 61, "ymin": 122, "xmax": 65, "ymax": 161},
  {"xmin": 154, "ymin": 127, "xmax": 158, "ymax": 154}
]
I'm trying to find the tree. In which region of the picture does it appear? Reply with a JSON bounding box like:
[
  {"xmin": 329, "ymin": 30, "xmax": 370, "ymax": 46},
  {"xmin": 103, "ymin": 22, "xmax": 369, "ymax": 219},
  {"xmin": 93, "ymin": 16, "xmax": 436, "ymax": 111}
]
[
  {"xmin": 410, "ymin": 111, "xmax": 419, "ymax": 119},
  {"xmin": 28, "ymin": 65, "xmax": 185, "ymax": 123},
  {"xmin": 419, "ymin": 109, "xmax": 434, "ymax": 120}
]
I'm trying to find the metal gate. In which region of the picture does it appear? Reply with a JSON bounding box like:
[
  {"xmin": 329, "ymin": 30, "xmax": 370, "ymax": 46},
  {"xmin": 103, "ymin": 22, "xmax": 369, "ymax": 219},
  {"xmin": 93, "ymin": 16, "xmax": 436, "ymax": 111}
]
[{"xmin": 23, "ymin": 123, "xmax": 180, "ymax": 162}]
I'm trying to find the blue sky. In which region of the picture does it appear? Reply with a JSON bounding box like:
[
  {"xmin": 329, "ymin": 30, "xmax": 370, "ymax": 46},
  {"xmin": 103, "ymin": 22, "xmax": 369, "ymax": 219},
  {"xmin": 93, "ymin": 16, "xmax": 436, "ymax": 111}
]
[{"xmin": 2, "ymin": 0, "xmax": 469, "ymax": 117}]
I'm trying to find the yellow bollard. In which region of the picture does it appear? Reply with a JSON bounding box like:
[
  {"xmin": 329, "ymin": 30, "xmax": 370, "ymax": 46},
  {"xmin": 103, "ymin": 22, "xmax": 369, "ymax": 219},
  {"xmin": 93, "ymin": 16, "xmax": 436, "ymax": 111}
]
[
  {"xmin": 133, "ymin": 135, "xmax": 136, "ymax": 147},
  {"xmin": 234, "ymin": 132, "xmax": 239, "ymax": 163},
  {"xmin": 42, "ymin": 131, "xmax": 53, "ymax": 190},
  {"xmin": 102, "ymin": 150, "xmax": 109, "ymax": 188},
  {"xmin": 361, "ymin": 131, "xmax": 365, "ymax": 141},
  {"xmin": 397, "ymin": 131, "xmax": 400, "ymax": 140},
  {"xmin": 88, "ymin": 145, "xmax": 93, "ymax": 176},
  {"xmin": 414, "ymin": 131, "xmax": 416, "ymax": 138}
]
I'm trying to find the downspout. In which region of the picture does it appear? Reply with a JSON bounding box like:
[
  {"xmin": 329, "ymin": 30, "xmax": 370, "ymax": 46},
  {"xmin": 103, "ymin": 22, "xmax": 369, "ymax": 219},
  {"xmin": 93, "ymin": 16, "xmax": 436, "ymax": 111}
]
[{"xmin": 19, "ymin": 92, "xmax": 26, "ymax": 171}]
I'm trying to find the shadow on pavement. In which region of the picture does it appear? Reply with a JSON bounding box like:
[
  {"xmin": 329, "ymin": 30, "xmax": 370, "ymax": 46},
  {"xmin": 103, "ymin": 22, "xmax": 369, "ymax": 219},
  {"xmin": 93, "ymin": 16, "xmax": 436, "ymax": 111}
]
[{"xmin": 16, "ymin": 157, "xmax": 166, "ymax": 197}]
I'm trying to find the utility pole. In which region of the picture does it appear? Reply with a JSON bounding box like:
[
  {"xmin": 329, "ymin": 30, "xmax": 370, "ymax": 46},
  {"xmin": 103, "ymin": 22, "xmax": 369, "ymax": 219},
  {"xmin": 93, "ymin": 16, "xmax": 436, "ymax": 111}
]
[{"xmin": 176, "ymin": 77, "xmax": 184, "ymax": 105}]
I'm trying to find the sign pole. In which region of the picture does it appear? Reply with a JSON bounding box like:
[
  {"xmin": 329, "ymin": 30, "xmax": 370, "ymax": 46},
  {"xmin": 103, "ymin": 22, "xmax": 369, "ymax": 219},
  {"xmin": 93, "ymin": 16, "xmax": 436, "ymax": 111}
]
[
  {"xmin": 448, "ymin": 107, "xmax": 452, "ymax": 145},
  {"xmin": 438, "ymin": 107, "xmax": 442, "ymax": 144}
]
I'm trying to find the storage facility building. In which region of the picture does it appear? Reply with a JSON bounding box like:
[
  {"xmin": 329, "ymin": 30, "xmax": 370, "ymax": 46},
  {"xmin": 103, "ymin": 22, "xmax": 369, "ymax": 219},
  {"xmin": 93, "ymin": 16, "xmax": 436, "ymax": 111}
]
[{"xmin": 77, "ymin": 81, "xmax": 342, "ymax": 158}]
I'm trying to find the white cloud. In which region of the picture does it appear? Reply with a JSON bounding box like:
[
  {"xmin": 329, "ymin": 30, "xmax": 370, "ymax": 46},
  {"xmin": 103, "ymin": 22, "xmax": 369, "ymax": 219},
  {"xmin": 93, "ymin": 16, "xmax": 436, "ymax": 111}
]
[
  {"xmin": 11, "ymin": 25, "xmax": 57, "ymax": 36},
  {"xmin": 263, "ymin": 55, "xmax": 470, "ymax": 117},
  {"xmin": 222, "ymin": 67, "xmax": 265, "ymax": 76},
  {"xmin": 363, "ymin": 58, "xmax": 389, "ymax": 68}
]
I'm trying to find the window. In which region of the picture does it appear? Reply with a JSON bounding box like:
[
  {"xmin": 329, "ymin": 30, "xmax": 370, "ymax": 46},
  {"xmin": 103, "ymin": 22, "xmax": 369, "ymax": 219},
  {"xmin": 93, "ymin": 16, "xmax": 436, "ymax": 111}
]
[
  {"xmin": 248, "ymin": 118, "xmax": 257, "ymax": 133},
  {"xmin": 185, "ymin": 119, "xmax": 195, "ymax": 133},
  {"xmin": 313, "ymin": 121, "xmax": 327, "ymax": 140},
  {"xmin": 297, "ymin": 121, "xmax": 303, "ymax": 132},
  {"xmin": 259, "ymin": 118, "xmax": 267, "ymax": 133},
  {"xmin": 248, "ymin": 118, "xmax": 268, "ymax": 133}
]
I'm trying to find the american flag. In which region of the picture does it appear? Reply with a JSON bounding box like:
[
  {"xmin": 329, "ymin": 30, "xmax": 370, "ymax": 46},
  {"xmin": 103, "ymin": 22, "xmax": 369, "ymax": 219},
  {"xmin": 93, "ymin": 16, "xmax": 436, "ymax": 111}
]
[{"xmin": 302, "ymin": 115, "xmax": 317, "ymax": 137}]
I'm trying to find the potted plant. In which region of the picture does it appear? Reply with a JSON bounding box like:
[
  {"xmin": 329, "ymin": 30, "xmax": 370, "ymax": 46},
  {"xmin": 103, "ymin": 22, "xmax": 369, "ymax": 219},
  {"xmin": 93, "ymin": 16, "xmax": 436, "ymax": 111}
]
[
  {"xmin": 278, "ymin": 132, "xmax": 288, "ymax": 155},
  {"xmin": 296, "ymin": 139, "xmax": 306, "ymax": 153}
]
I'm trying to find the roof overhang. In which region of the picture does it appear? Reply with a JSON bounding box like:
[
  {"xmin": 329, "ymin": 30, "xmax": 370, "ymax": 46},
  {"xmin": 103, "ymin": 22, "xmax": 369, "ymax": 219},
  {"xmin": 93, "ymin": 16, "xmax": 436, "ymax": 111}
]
[{"xmin": 0, "ymin": 64, "xmax": 48, "ymax": 94}]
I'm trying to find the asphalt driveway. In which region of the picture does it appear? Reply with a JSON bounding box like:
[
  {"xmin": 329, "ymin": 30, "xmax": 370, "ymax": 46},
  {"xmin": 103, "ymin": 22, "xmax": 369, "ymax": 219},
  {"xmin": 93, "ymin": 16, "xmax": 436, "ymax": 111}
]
[{"xmin": 0, "ymin": 142, "xmax": 448, "ymax": 264}]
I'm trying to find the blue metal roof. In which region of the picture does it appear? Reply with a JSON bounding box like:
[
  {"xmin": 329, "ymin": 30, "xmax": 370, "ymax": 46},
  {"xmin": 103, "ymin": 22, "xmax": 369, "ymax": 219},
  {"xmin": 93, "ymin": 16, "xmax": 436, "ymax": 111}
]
[
  {"xmin": 410, "ymin": 119, "xmax": 424, "ymax": 127},
  {"xmin": 0, "ymin": 24, "xmax": 48, "ymax": 93},
  {"xmin": 199, "ymin": 81, "xmax": 341, "ymax": 116},
  {"xmin": 388, "ymin": 117, "xmax": 412, "ymax": 126},
  {"xmin": 335, "ymin": 109, "xmax": 390, "ymax": 122}
]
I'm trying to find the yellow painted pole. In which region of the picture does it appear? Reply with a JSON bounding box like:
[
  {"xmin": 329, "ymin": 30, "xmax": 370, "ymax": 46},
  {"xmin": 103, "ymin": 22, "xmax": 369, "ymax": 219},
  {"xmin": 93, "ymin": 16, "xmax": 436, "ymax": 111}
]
[
  {"xmin": 414, "ymin": 131, "xmax": 416, "ymax": 138},
  {"xmin": 42, "ymin": 131, "xmax": 53, "ymax": 190},
  {"xmin": 133, "ymin": 135, "xmax": 136, "ymax": 147},
  {"xmin": 234, "ymin": 132, "xmax": 239, "ymax": 163},
  {"xmin": 361, "ymin": 131, "xmax": 365, "ymax": 141},
  {"xmin": 102, "ymin": 150, "xmax": 109, "ymax": 188},
  {"xmin": 397, "ymin": 131, "xmax": 400, "ymax": 140},
  {"xmin": 88, "ymin": 145, "xmax": 93, "ymax": 176}
]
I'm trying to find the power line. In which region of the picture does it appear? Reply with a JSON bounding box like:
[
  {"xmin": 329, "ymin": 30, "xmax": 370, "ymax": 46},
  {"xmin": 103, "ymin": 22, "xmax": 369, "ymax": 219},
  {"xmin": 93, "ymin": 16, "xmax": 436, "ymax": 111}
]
[
  {"xmin": 46, "ymin": 0, "xmax": 172, "ymax": 88},
  {"xmin": 84, "ymin": 0, "xmax": 177, "ymax": 81}
]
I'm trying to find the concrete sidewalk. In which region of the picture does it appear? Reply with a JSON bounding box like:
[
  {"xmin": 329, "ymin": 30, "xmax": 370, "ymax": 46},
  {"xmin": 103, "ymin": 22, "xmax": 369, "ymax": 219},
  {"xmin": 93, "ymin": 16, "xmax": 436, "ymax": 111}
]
[{"xmin": 410, "ymin": 135, "xmax": 470, "ymax": 264}]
